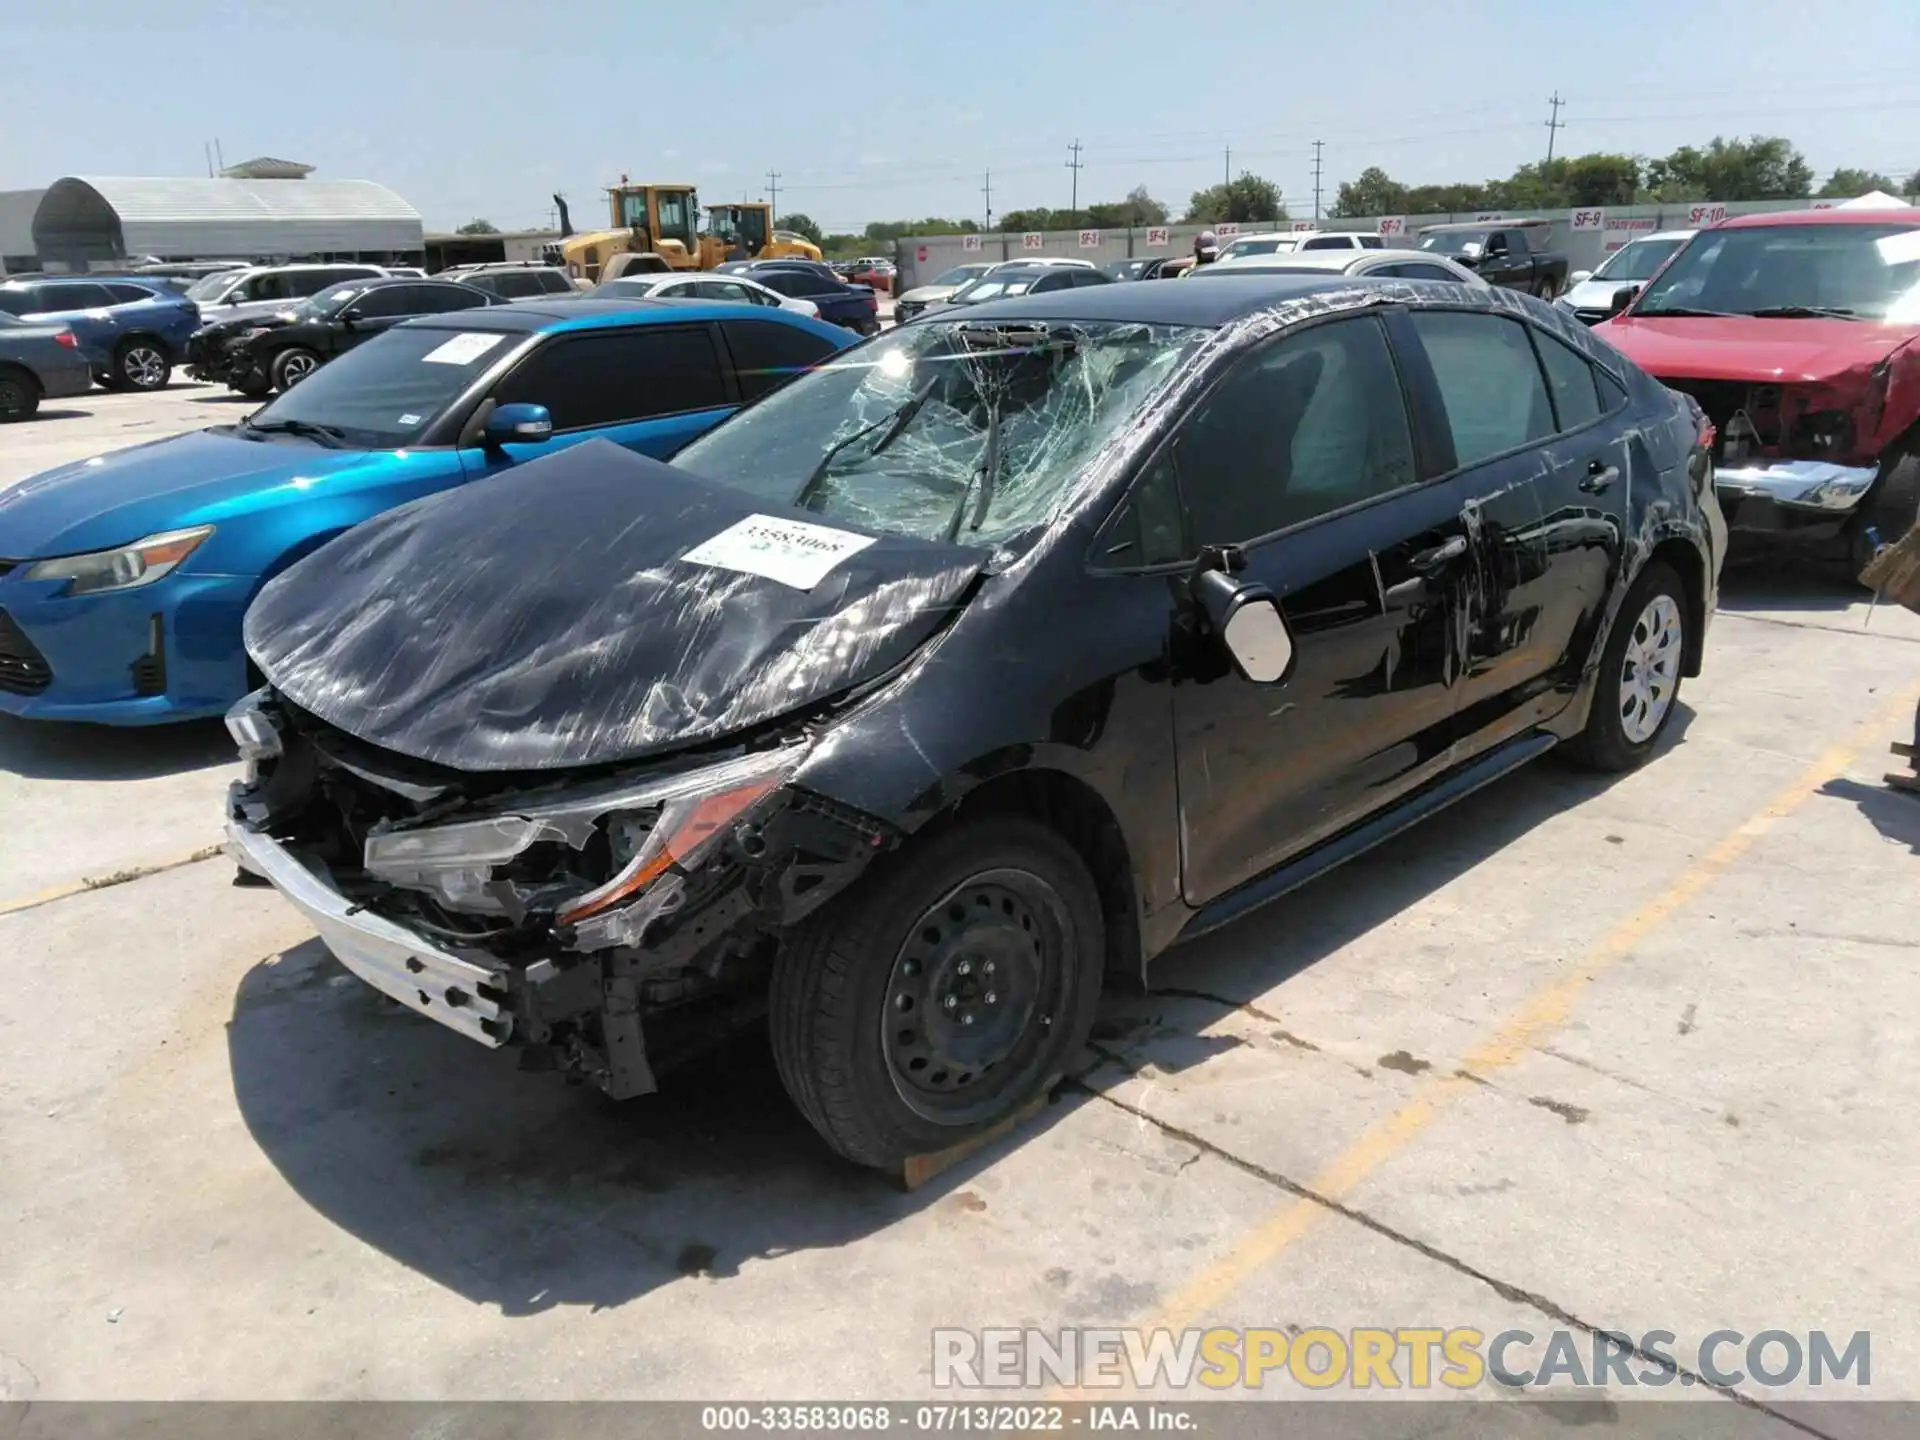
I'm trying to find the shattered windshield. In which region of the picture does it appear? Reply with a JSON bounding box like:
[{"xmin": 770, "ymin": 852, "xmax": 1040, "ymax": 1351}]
[
  {"xmin": 1636, "ymin": 223, "xmax": 1920, "ymax": 320},
  {"xmin": 673, "ymin": 319, "xmax": 1208, "ymax": 547}
]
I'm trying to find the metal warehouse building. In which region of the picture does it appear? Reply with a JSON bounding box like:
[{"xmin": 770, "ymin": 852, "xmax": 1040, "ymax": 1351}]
[{"xmin": 23, "ymin": 169, "xmax": 423, "ymax": 268}]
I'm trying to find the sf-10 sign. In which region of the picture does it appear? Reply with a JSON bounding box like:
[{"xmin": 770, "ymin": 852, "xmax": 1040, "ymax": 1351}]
[{"xmin": 1688, "ymin": 204, "xmax": 1728, "ymax": 225}]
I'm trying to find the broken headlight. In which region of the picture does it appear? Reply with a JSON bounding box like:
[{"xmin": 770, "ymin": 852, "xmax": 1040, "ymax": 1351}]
[{"xmin": 360, "ymin": 744, "xmax": 807, "ymax": 941}]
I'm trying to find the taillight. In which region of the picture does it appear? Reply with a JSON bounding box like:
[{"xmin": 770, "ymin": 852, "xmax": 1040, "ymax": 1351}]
[{"xmin": 54, "ymin": 330, "xmax": 78, "ymax": 349}]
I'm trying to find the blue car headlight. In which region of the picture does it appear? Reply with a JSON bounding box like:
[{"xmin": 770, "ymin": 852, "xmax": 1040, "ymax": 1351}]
[{"xmin": 26, "ymin": 525, "xmax": 214, "ymax": 596}]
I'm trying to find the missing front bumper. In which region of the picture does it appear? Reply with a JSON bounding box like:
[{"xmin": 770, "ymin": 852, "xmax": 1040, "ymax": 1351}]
[{"xmin": 225, "ymin": 820, "xmax": 513, "ymax": 1047}]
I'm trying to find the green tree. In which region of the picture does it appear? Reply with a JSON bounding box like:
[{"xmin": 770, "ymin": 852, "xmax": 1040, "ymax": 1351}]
[
  {"xmin": 822, "ymin": 232, "xmax": 864, "ymax": 258},
  {"xmin": 1403, "ymin": 182, "xmax": 1495, "ymax": 214},
  {"xmin": 1000, "ymin": 207, "xmax": 1081, "ymax": 232},
  {"xmin": 456, "ymin": 218, "xmax": 500, "ymax": 235},
  {"xmin": 1085, "ymin": 185, "xmax": 1169, "ymax": 229},
  {"xmin": 1646, "ymin": 136, "xmax": 1813, "ymax": 201},
  {"xmin": 1818, "ymin": 168, "xmax": 1896, "ymax": 198},
  {"xmin": 1185, "ymin": 172, "xmax": 1285, "ymax": 224},
  {"xmin": 1908, "ymin": 169, "xmax": 1920, "ymax": 196},
  {"xmin": 1561, "ymin": 153, "xmax": 1642, "ymax": 206},
  {"xmin": 1330, "ymin": 166, "xmax": 1408, "ymax": 219},
  {"xmin": 776, "ymin": 211, "xmax": 824, "ymax": 244}
]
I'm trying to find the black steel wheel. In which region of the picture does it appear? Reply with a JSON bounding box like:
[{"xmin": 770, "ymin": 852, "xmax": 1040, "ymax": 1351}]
[{"xmin": 770, "ymin": 815, "xmax": 1104, "ymax": 1170}]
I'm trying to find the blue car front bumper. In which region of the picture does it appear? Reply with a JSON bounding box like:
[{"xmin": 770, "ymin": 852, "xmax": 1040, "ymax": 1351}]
[{"xmin": 0, "ymin": 569, "xmax": 256, "ymax": 724}]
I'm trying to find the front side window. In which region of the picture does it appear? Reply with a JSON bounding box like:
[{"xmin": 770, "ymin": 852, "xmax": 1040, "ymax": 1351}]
[
  {"xmin": 674, "ymin": 318, "xmax": 1207, "ymax": 548},
  {"xmin": 1409, "ymin": 311, "xmax": 1553, "ymax": 467},
  {"xmin": 244, "ymin": 326, "xmax": 521, "ymax": 449},
  {"xmin": 186, "ymin": 271, "xmax": 240, "ymax": 302},
  {"xmin": 493, "ymin": 326, "xmax": 728, "ymax": 429},
  {"xmin": 1175, "ymin": 316, "xmax": 1417, "ymax": 545}
]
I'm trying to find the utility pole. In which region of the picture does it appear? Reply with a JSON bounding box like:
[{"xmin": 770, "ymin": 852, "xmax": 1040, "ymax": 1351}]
[
  {"xmin": 1066, "ymin": 139, "xmax": 1084, "ymax": 214},
  {"xmin": 1311, "ymin": 140, "xmax": 1325, "ymax": 220},
  {"xmin": 204, "ymin": 142, "xmax": 214, "ymax": 179},
  {"xmin": 1544, "ymin": 92, "xmax": 1566, "ymax": 168},
  {"xmin": 981, "ymin": 168, "xmax": 994, "ymax": 232},
  {"xmin": 1224, "ymin": 145, "xmax": 1232, "ymax": 186},
  {"xmin": 765, "ymin": 170, "xmax": 782, "ymax": 222}
]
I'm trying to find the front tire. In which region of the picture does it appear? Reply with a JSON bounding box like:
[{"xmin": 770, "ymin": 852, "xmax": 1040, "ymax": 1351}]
[
  {"xmin": 271, "ymin": 348, "xmax": 321, "ymax": 391},
  {"xmin": 770, "ymin": 816, "xmax": 1104, "ymax": 1170},
  {"xmin": 0, "ymin": 368, "xmax": 41, "ymax": 422},
  {"xmin": 115, "ymin": 338, "xmax": 172, "ymax": 392},
  {"xmin": 1566, "ymin": 561, "xmax": 1687, "ymax": 772}
]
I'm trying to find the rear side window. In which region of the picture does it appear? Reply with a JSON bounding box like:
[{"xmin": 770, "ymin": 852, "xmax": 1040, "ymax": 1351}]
[
  {"xmin": 105, "ymin": 283, "xmax": 156, "ymax": 304},
  {"xmin": 719, "ymin": 318, "xmax": 839, "ymax": 402},
  {"xmin": 421, "ymin": 284, "xmax": 490, "ymax": 312},
  {"xmin": 537, "ymin": 271, "xmax": 574, "ymax": 294},
  {"xmin": 1400, "ymin": 263, "xmax": 1462, "ymax": 282},
  {"xmin": 0, "ymin": 291, "xmax": 30, "ymax": 316},
  {"xmin": 284, "ymin": 272, "xmax": 340, "ymax": 299},
  {"xmin": 1531, "ymin": 329, "xmax": 1603, "ymax": 432},
  {"xmin": 1408, "ymin": 311, "xmax": 1553, "ymax": 467},
  {"xmin": 494, "ymin": 325, "xmax": 729, "ymax": 430},
  {"xmin": 1358, "ymin": 236, "xmax": 1384, "ymax": 249},
  {"xmin": 349, "ymin": 286, "xmax": 418, "ymax": 319},
  {"xmin": 490, "ymin": 272, "xmax": 545, "ymax": 299}
]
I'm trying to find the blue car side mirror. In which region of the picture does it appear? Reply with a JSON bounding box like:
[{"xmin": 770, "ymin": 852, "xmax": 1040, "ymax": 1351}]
[{"xmin": 483, "ymin": 402, "xmax": 553, "ymax": 447}]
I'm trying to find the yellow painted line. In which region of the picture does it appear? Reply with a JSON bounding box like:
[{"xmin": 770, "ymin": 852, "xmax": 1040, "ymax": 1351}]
[
  {"xmin": 1141, "ymin": 686, "xmax": 1920, "ymax": 1337},
  {"xmin": 0, "ymin": 844, "xmax": 224, "ymax": 918}
]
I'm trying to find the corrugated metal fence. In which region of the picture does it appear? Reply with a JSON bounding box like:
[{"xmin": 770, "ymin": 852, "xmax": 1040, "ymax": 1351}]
[{"xmin": 892, "ymin": 195, "xmax": 1916, "ymax": 291}]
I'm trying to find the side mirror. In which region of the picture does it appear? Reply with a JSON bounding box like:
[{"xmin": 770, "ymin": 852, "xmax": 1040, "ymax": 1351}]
[
  {"xmin": 1568, "ymin": 269, "xmax": 1593, "ymax": 285},
  {"xmin": 1607, "ymin": 283, "xmax": 1641, "ymax": 318},
  {"xmin": 339, "ymin": 308, "xmax": 362, "ymax": 327},
  {"xmin": 483, "ymin": 401, "xmax": 553, "ymax": 448},
  {"xmin": 1191, "ymin": 565, "xmax": 1295, "ymax": 684}
]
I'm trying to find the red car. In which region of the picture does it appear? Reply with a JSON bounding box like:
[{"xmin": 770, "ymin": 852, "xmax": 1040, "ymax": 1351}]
[
  {"xmin": 847, "ymin": 257, "xmax": 896, "ymax": 295},
  {"xmin": 1598, "ymin": 206, "xmax": 1920, "ymax": 571}
]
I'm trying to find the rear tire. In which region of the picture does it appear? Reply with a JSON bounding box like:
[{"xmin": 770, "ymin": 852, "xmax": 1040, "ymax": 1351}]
[
  {"xmin": 1535, "ymin": 275, "xmax": 1561, "ymax": 302},
  {"xmin": 769, "ymin": 816, "xmax": 1104, "ymax": 1170},
  {"xmin": 1565, "ymin": 561, "xmax": 1687, "ymax": 773},
  {"xmin": 115, "ymin": 338, "xmax": 172, "ymax": 392},
  {"xmin": 0, "ymin": 367, "xmax": 41, "ymax": 422}
]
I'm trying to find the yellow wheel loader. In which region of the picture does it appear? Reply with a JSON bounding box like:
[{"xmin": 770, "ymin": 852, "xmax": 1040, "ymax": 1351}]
[{"xmin": 557, "ymin": 182, "xmax": 822, "ymax": 283}]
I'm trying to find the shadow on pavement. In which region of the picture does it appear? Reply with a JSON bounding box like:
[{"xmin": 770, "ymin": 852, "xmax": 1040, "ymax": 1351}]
[
  {"xmin": 228, "ymin": 937, "xmax": 1083, "ymax": 1315},
  {"xmin": 0, "ymin": 713, "xmax": 234, "ymax": 781},
  {"xmin": 30, "ymin": 408, "xmax": 94, "ymax": 422},
  {"xmin": 190, "ymin": 393, "xmax": 257, "ymax": 406},
  {"xmin": 226, "ymin": 708, "xmax": 1689, "ymax": 1314},
  {"xmin": 1717, "ymin": 551, "xmax": 1862, "ymax": 617},
  {"xmin": 1821, "ymin": 775, "xmax": 1920, "ymax": 854}
]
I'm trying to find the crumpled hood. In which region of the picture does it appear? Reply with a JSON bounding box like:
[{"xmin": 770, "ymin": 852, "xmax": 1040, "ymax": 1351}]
[
  {"xmin": 0, "ymin": 428, "xmax": 380, "ymax": 559},
  {"xmin": 245, "ymin": 439, "xmax": 989, "ymax": 772},
  {"xmin": 1600, "ymin": 314, "xmax": 1920, "ymax": 385}
]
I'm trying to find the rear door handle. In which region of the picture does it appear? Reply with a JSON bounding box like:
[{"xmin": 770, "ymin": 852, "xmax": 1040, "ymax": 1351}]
[
  {"xmin": 1408, "ymin": 535, "xmax": 1469, "ymax": 573},
  {"xmin": 1580, "ymin": 460, "xmax": 1619, "ymax": 493}
]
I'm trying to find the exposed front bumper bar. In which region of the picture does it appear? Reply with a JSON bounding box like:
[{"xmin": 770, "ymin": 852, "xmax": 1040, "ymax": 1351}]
[
  {"xmin": 1714, "ymin": 458, "xmax": 1878, "ymax": 513},
  {"xmin": 225, "ymin": 819, "xmax": 513, "ymax": 1047}
]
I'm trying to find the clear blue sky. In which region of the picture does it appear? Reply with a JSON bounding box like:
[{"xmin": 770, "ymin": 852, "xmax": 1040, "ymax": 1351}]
[{"xmin": 6, "ymin": 0, "xmax": 1919, "ymax": 232}]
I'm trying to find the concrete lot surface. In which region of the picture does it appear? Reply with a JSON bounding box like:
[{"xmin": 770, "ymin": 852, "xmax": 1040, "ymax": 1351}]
[{"xmin": 2, "ymin": 384, "xmax": 1918, "ymax": 1430}]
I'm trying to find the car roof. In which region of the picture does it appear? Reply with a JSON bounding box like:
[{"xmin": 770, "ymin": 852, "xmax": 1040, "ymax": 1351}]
[
  {"xmin": 1419, "ymin": 218, "xmax": 1553, "ymax": 232},
  {"xmin": 394, "ymin": 296, "xmax": 827, "ymax": 335},
  {"xmin": 950, "ymin": 273, "xmax": 1369, "ymax": 326},
  {"xmin": 1211, "ymin": 248, "xmax": 1457, "ymax": 272},
  {"xmin": 1721, "ymin": 207, "xmax": 1920, "ymax": 229}
]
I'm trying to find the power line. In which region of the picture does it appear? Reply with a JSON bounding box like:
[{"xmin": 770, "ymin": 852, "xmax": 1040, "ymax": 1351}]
[
  {"xmin": 765, "ymin": 169, "xmax": 782, "ymax": 221},
  {"xmin": 1066, "ymin": 139, "xmax": 1084, "ymax": 212},
  {"xmin": 1311, "ymin": 139, "xmax": 1325, "ymax": 220},
  {"xmin": 1544, "ymin": 92, "xmax": 1566, "ymax": 168}
]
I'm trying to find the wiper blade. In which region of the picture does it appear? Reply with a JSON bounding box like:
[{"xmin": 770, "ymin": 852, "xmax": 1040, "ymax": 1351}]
[
  {"xmin": 243, "ymin": 416, "xmax": 349, "ymax": 446},
  {"xmin": 791, "ymin": 376, "xmax": 938, "ymax": 511},
  {"xmin": 944, "ymin": 400, "xmax": 1004, "ymax": 544},
  {"xmin": 1748, "ymin": 305, "xmax": 1859, "ymax": 319}
]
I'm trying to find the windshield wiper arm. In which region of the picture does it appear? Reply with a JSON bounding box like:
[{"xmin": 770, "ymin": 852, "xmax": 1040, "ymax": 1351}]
[
  {"xmin": 791, "ymin": 377, "xmax": 939, "ymax": 511},
  {"xmin": 242, "ymin": 416, "xmax": 349, "ymax": 447},
  {"xmin": 944, "ymin": 401, "xmax": 1004, "ymax": 544},
  {"xmin": 1631, "ymin": 305, "xmax": 1735, "ymax": 318},
  {"xmin": 1749, "ymin": 305, "xmax": 1860, "ymax": 319}
]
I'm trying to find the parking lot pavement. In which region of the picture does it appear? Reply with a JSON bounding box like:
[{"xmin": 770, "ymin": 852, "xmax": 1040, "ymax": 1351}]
[{"xmin": 4, "ymin": 387, "xmax": 1920, "ymax": 1417}]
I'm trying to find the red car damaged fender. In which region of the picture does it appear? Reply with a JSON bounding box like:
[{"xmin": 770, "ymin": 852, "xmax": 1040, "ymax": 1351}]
[{"xmin": 1597, "ymin": 207, "xmax": 1920, "ymax": 566}]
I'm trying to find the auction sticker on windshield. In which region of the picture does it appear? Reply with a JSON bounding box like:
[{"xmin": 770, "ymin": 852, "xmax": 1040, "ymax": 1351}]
[
  {"xmin": 421, "ymin": 333, "xmax": 505, "ymax": 366},
  {"xmin": 682, "ymin": 514, "xmax": 879, "ymax": 591}
]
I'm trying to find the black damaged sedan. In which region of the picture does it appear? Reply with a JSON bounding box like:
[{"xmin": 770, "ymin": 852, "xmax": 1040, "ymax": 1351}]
[{"xmin": 226, "ymin": 276, "xmax": 1723, "ymax": 1170}]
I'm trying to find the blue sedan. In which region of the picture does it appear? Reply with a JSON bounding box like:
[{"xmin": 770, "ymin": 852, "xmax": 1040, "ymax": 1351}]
[{"xmin": 0, "ymin": 298, "xmax": 854, "ymax": 723}]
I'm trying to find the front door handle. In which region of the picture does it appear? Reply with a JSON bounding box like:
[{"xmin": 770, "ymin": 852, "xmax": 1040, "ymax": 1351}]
[
  {"xmin": 1408, "ymin": 534, "xmax": 1469, "ymax": 573},
  {"xmin": 1580, "ymin": 460, "xmax": 1619, "ymax": 493}
]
